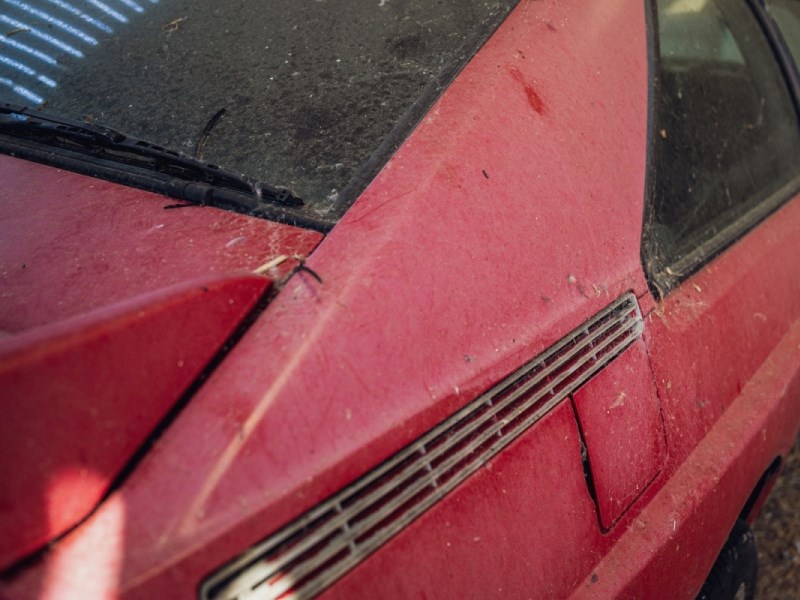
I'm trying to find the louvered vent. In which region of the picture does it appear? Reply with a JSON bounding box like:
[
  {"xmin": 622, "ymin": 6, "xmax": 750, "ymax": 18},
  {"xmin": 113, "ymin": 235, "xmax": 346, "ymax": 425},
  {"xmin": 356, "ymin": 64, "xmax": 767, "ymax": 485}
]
[{"xmin": 201, "ymin": 293, "xmax": 643, "ymax": 600}]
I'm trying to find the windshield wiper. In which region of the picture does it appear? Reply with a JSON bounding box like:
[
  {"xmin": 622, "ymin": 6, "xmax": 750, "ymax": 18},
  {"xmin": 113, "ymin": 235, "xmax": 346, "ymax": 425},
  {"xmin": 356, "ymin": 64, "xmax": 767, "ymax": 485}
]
[{"xmin": 0, "ymin": 103, "xmax": 303, "ymax": 212}]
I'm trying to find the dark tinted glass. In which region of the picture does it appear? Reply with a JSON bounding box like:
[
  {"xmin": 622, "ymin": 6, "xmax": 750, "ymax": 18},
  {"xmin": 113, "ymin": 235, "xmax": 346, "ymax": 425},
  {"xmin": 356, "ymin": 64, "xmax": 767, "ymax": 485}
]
[
  {"xmin": 645, "ymin": 0, "xmax": 800, "ymax": 287},
  {"xmin": 0, "ymin": 0, "xmax": 517, "ymax": 223}
]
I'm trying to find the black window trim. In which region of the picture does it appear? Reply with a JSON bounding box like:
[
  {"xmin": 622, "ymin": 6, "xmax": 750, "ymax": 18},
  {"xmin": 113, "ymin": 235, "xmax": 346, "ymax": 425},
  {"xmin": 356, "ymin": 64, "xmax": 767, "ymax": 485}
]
[
  {"xmin": 642, "ymin": 0, "xmax": 800, "ymax": 299},
  {"xmin": 752, "ymin": 0, "xmax": 800, "ymax": 104}
]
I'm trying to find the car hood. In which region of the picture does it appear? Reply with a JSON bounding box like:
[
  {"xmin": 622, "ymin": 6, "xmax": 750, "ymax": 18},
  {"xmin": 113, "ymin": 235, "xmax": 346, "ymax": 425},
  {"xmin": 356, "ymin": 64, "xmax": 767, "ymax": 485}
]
[{"xmin": 0, "ymin": 155, "xmax": 322, "ymax": 570}]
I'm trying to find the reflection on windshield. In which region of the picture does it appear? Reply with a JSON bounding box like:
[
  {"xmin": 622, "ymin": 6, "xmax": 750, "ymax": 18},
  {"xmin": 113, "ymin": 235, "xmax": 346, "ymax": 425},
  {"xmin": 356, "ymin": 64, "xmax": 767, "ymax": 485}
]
[
  {"xmin": 0, "ymin": 0, "xmax": 158, "ymax": 103},
  {"xmin": 1, "ymin": 0, "xmax": 517, "ymax": 226}
]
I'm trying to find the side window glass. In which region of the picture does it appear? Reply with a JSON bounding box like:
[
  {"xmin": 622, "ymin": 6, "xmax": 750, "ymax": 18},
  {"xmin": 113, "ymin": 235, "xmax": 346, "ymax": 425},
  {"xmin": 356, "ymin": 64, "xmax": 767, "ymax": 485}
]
[
  {"xmin": 644, "ymin": 0, "xmax": 800, "ymax": 292},
  {"xmin": 767, "ymin": 0, "xmax": 800, "ymax": 64}
]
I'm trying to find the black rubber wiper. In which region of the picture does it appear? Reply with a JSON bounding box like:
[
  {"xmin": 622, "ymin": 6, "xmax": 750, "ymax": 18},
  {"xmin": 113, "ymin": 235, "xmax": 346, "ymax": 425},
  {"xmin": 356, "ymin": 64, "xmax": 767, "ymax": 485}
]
[{"xmin": 0, "ymin": 103, "xmax": 303, "ymax": 212}]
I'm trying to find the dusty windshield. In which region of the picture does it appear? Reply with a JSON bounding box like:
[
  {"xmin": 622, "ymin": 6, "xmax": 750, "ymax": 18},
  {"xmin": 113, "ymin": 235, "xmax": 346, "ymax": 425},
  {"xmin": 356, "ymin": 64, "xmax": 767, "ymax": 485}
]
[{"xmin": 0, "ymin": 0, "xmax": 517, "ymax": 227}]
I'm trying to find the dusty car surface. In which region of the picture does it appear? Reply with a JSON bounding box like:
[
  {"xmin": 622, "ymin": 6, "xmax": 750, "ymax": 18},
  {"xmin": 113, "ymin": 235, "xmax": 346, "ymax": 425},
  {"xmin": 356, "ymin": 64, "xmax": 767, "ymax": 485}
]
[{"xmin": 1, "ymin": 0, "xmax": 800, "ymax": 598}]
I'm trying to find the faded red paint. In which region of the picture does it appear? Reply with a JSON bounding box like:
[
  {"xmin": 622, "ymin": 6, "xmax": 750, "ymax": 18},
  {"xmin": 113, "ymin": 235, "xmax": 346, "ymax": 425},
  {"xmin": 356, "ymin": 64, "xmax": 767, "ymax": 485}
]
[
  {"xmin": 2, "ymin": 1, "xmax": 800, "ymax": 599},
  {"xmin": 1, "ymin": 1, "xmax": 650, "ymax": 597},
  {"xmin": 572, "ymin": 340, "xmax": 667, "ymax": 530},
  {"xmin": 0, "ymin": 274, "xmax": 269, "ymax": 570},
  {"xmin": 0, "ymin": 157, "xmax": 321, "ymax": 571},
  {"xmin": 509, "ymin": 65, "xmax": 546, "ymax": 115},
  {"xmin": 0, "ymin": 157, "xmax": 322, "ymax": 334}
]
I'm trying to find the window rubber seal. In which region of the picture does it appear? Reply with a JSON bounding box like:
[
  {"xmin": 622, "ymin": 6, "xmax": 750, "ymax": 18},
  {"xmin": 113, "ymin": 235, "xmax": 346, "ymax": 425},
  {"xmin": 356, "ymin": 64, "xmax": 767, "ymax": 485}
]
[{"xmin": 749, "ymin": 0, "xmax": 800, "ymax": 113}]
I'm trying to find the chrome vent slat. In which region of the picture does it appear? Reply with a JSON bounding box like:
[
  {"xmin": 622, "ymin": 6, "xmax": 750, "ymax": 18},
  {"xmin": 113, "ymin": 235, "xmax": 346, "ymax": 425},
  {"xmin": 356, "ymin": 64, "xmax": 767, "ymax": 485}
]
[
  {"xmin": 329, "ymin": 304, "xmax": 634, "ymax": 520},
  {"xmin": 330, "ymin": 296, "xmax": 630, "ymax": 510},
  {"xmin": 244, "ymin": 507, "xmax": 352, "ymax": 587},
  {"xmin": 263, "ymin": 543, "xmax": 345, "ymax": 599},
  {"xmin": 201, "ymin": 293, "xmax": 643, "ymax": 600}
]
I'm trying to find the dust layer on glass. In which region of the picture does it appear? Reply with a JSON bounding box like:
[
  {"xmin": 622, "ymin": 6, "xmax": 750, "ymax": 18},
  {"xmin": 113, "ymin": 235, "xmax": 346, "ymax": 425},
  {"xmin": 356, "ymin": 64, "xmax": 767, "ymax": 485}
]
[
  {"xmin": 0, "ymin": 0, "xmax": 518, "ymax": 228},
  {"xmin": 644, "ymin": 0, "xmax": 800, "ymax": 293}
]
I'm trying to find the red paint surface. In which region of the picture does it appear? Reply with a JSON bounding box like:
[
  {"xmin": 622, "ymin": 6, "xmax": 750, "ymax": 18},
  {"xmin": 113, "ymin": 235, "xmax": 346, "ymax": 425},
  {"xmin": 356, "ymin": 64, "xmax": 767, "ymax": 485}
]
[
  {"xmin": 509, "ymin": 65, "xmax": 546, "ymax": 115},
  {"xmin": 572, "ymin": 340, "xmax": 666, "ymax": 530},
  {"xmin": 0, "ymin": 274, "xmax": 269, "ymax": 570},
  {"xmin": 572, "ymin": 315, "xmax": 800, "ymax": 599},
  {"xmin": 0, "ymin": 156, "xmax": 322, "ymax": 333},
  {"xmin": 322, "ymin": 403, "xmax": 600, "ymax": 599},
  {"xmin": 1, "ymin": 0, "xmax": 800, "ymax": 599},
  {"xmin": 0, "ymin": 1, "xmax": 652, "ymax": 597},
  {"xmin": 612, "ymin": 184, "xmax": 800, "ymax": 598},
  {"xmin": 645, "ymin": 195, "xmax": 800, "ymax": 470},
  {"xmin": 0, "ymin": 156, "xmax": 320, "ymax": 571}
]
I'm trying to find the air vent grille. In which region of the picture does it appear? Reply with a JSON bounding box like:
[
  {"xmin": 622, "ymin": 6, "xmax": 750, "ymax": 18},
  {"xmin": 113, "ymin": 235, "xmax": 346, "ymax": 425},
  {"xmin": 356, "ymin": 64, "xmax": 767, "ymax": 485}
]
[{"xmin": 201, "ymin": 293, "xmax": 643, "ymax": 600}]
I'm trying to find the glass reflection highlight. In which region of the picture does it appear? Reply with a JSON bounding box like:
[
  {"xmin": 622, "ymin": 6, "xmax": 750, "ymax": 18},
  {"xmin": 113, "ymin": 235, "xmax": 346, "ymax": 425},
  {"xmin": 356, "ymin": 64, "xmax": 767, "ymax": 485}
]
[{"xmin": 0, "ymin": 0, "xmax": 157, "ymax": 105}]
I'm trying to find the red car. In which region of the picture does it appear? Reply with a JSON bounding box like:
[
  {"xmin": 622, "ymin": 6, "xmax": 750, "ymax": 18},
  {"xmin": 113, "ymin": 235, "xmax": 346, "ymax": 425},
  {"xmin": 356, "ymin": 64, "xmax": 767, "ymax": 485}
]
[{"xmin": 2, "ymin": 0, "xmax": 800, "ymax": 598}]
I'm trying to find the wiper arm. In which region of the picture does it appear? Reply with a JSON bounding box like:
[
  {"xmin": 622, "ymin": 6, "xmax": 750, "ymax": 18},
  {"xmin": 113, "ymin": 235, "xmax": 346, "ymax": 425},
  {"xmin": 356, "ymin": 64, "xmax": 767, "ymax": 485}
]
[{"xmin": 0, "ymin": 103, "xmax": 303, "ymax": 210}]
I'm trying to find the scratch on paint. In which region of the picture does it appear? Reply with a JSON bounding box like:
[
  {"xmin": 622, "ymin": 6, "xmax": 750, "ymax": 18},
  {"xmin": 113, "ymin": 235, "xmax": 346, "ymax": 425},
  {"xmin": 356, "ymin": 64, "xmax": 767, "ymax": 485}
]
[{"xmin": 345, "ymin": 188, "xmax": 415, "ymax": 225}]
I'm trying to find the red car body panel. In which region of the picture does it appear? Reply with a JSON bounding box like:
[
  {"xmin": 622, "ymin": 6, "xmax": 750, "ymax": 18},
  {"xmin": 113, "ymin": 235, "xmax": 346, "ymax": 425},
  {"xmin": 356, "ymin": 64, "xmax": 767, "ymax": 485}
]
[
  {"xmin": 1, "ymin": 1, "xmax": 800, "ymax": 599},
  {"xmin": 572, "ymin": 340, "xmax": 667, "ymax": 530},
  {"xmin": 0, "ymin": 159, "xmax": 322, "ymax": 573},
  {"xmin": 0, "ymin": 156, "xmax": 321, "ymax": 333},
  {"xmin": 576, "ymin": 308, "xmax": 800, "ymax": 599},
  {"xmin": 0, "ymin": 273, "xmax": 270, "ymax": 570}
]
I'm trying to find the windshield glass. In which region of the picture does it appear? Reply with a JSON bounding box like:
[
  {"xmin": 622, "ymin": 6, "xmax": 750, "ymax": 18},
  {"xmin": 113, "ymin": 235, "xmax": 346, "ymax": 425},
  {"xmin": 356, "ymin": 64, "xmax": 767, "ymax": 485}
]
[{"xmin": 0, "ymin": 0, "xmax": 517, "ymax": 227}]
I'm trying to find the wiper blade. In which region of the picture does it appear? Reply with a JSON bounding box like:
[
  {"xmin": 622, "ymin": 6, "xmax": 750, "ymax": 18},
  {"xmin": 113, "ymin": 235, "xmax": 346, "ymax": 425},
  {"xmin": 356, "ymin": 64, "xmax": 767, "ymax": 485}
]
[{"xmin": 0, "ymin": 103, "xmax": 303, "ymax": 210}]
